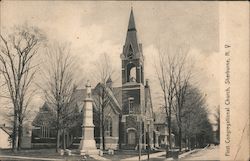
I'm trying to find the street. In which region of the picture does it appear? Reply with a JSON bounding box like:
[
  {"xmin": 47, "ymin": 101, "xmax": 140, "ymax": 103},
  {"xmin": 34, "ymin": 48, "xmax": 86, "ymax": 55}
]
[{"xmin": 183, "ymin": 145, "xmax": 219, "ymax": 160}]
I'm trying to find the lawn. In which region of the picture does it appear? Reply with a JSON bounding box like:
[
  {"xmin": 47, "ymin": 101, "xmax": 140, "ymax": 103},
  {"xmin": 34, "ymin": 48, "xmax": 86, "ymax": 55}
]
[
  {"xmin": 0, "ymin": 148, "xmax": 97, "ymax": 161},
  {"xmin": 0, "ymin": 148, "xmax": 164, "ymax": 161}
]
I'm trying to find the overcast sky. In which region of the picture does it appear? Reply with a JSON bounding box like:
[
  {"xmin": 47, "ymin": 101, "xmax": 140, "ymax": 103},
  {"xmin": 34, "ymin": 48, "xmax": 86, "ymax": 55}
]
[{"xmin": 0, "ymin": 1, "xmax": 219, "ymax": 122}]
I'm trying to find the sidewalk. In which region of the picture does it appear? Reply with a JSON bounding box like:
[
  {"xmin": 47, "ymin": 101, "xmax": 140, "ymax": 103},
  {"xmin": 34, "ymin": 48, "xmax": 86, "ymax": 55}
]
[
  {"xmin": 0, "ymin": 155, "xmax": 64, "ymax": 161},
  {"xmin": 120, "ymin": 151, "xmax": 166, "ymax": 161},
  {"xmin": 90, "ymin": 154, "xmax": 111, "ymax": 161},
  {"xmin": 165, "ymin": 149, "xmax": 198, "ymax": 160}
]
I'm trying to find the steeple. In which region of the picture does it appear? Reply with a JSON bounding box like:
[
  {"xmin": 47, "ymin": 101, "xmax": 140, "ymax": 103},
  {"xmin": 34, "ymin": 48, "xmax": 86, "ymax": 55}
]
[
  {"xmin": 123, "ymin": 8, "xmax": 142, "ymax": 59},
  {"xmin": 121, "ymin": 8, "xmax": 144, "ymax": 85},
  {"xmin": 128, "ymin": 8, "xmax": 136, "ymax": 31}
]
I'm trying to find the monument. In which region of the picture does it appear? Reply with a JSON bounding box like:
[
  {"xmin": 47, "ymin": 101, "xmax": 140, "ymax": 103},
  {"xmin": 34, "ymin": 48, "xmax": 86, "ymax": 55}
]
[{"xmin": 79, "ymin": 81, "xmax": 99, "ymax": 155}]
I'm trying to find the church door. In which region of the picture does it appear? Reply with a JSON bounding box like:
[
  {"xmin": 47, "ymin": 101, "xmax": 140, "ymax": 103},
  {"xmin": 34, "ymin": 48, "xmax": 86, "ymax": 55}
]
[{"xmin": 128, "ymin": 130, "xmax": 136, "ymax": 145}]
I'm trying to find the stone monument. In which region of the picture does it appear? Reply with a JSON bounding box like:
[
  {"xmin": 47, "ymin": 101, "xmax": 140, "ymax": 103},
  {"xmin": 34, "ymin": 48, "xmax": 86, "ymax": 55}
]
[{"xmin": 79, "ymin": 80, "xmax": 99, "ymax": 155}]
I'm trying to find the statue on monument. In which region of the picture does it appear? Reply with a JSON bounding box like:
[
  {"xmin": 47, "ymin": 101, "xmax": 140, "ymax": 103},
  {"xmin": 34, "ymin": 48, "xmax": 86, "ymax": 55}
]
[
  {"xmin": 86, "ymin": 80, "xmax": 91, "ymax": 98},
  {"xmin": 79, "ymin": 80, "xmax": 99, "ymax": 155}
]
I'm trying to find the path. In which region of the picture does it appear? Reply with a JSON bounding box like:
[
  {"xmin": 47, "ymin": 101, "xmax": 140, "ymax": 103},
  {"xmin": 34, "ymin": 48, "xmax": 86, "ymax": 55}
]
[
  {"xmin": 120, "ymin": 151, "xmax": 166, "ymax": 161},
  {"xmin": 182, "ymin": 145, "xmax": 219, "ymax": 160},
  {"xmin": 0, "ymin": 155, "xmax": 64, "ymax": 161}
]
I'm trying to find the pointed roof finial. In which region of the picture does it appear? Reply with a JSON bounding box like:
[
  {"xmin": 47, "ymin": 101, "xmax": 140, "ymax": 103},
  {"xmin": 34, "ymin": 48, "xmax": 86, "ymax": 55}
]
[
  {"xmin": 128, "ymin": 7, "xmax": 136, "ymax": 31},
  {"xmin": 106, "ymin": 76, "xmax": 112, "ymax": 84}
]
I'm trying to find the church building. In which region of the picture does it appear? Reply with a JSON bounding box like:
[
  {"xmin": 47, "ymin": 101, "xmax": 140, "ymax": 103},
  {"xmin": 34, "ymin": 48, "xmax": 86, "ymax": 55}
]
[
  {"xmin": 119, "ymin": 8, "xmax": 154, "ymax": 149},
  {"xmin": 31, "ymin": 8, "xmax": 155, "ymax": 150}
]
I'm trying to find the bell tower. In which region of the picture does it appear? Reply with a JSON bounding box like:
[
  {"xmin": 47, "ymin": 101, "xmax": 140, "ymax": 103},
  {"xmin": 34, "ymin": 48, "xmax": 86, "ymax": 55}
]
[
  {"xmin": 121, "ymin": 8, "xmax": 144, "ymax": 85},
  {"xmin": 120, "ymin": 8, "xmax": 146, "ymax": 149}
]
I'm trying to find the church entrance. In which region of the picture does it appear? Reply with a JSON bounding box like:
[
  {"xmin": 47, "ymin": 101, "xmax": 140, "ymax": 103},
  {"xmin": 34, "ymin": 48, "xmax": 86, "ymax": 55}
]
[{"xmin": 127, "ymin": 129, "xmax": 136, "ymax": 146}]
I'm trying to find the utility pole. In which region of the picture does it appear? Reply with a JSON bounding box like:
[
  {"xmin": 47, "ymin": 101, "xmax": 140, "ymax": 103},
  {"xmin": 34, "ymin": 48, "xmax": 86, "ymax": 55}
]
[
  {"xmin": 138, "ymin": 115, "xmax": 141, "ymax": 161},
  {"xmin": 147, "ymin": 119, "xmax": 150, "ymax": 161}
]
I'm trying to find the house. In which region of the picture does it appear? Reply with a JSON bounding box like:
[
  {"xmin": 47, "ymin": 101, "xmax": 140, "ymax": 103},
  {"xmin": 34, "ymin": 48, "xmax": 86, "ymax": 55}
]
[
  {"xmin": 0, "ymin": 123, "xmax": 31, "ymax": 149},
  {"xmin": 32, "ymin": 102, "xmax": 57, "ymax": 148},
  {"xmin": 31, "ymin": 8, "xmax": 155, "ymax": 150},
  {"xmin": 0, "ymin": 124, "xmax": 11, "ymax": 149},
  {"xmin": 153, "ymin": 113, "xmax": 175, "ymax": 148}
]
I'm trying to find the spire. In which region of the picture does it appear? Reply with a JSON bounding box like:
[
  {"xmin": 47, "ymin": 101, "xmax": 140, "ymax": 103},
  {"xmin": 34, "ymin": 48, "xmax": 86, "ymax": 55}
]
[
  {"xmin": 106, "ymin": 76, "xmax": 113, "ymax": 88},
  {"xmin": 122, "ymin": 7, "xmax": 142, "ymax": 59},
  {"xmin": 106, "ymin": 76, "xmax": 112, "ymax": 84},
  {"xmin": 128, "ymin": 7, "xmax": 136, "ymax": 31}
]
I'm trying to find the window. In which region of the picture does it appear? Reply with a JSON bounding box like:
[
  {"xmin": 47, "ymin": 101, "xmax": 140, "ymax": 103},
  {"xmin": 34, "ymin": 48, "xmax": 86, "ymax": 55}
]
[
  {"xmin": 128, "ymin": 45, "xmax": 133, "ymax": 59},
  {"xmin": 128, "ymin": 97, "xmax": 134, "ymax": 114},
  {"xmin": 128, "ymin": 130, "xmax": 136, "ymax": 145},
  {"xmin": 104, "ymin": 117, "xmax": 112, "ymax": 137},
  {"xmin": 126, "ymin": 63, "xmax": 136, "ymax": 82},
  {"xmin": 41, "ymin": 125, "xmax": 50, "ymax": 138},
  {"xmin": 129, "ymin": 67, "xmax": 136, "ymax": 82}
]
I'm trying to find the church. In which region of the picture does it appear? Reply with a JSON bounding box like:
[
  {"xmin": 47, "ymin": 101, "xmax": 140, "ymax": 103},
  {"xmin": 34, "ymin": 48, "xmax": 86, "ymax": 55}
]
[{"xmin": 31, "ymin": 9, "xmax": 163, "ymax": 150}]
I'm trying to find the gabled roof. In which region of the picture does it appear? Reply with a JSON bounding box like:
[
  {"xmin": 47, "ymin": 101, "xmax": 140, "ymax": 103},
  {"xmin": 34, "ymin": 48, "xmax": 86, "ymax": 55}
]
[
  {"xmin": 92, "ymin": 83, "xmax": 122, "ymax": 114},
  {"xmin": 112, "ymin": 87, "xmax": 122, "ymax": 106},
  {"xmin": 32, "ymin": 102, "xmax": 56, "ymax": 127},
  {"xmin": 0, "ymin": 124, "xmax": 12, "ymax": 136}
]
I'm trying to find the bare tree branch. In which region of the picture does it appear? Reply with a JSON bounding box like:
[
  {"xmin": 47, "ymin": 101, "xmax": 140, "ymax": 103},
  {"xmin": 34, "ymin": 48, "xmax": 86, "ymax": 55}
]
[{"xmin": 0, "ymin": 25, "xmax": 44, "ymax": 151}]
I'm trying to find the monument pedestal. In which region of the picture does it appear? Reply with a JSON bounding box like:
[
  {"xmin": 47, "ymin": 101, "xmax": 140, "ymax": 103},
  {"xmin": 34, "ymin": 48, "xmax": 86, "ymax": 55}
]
[
  {"xmin": 79, "ymin": 125, "xmax": 99, "ymax": 155},
  {"xmin": 79, "ymin": 83, "xmax": 99, "ymax": 155}
]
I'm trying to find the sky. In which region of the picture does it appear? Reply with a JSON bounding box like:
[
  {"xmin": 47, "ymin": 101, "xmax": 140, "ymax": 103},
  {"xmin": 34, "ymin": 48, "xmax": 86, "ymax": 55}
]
[{"xmin": 0, "ymin": 1, "xmax": 219, "ymax": 122}]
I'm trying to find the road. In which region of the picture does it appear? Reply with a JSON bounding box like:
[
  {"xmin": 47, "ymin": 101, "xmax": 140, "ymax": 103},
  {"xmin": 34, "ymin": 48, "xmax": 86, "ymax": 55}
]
[{"xmin": 183, "ymin": 145, "xmax": 219, "ymax": 160}]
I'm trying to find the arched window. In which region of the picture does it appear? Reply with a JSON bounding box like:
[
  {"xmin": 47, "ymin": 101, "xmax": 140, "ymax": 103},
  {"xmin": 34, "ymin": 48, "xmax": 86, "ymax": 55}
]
[
  {"xmin": 130, "ymin": 67, "xmax": 136, "ymax": 82},
  {"xmin": 127, "ymin": 45, "xmax": 133, "ymax": 59},
  {"xmin": 127, "ymin": 128, "xmax": 137, "ymax": 145},
  {"xmin": 105, "ymin": 117, "xmax": 112, "ymax": 137},
  {"xmin": 126, "ymin": 63, "xmax": 136, "ymax": 82}
]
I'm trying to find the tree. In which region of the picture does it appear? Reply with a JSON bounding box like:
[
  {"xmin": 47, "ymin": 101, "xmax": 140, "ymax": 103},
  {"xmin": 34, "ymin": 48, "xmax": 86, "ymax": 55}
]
[
  {"xmin": 40, "ymin": 42, "xmax": 78, "ymax": 152},
  {"xmin": 155, "ymin": 44, "xmax": 191, "ymax": 153},
  {"xmin": 93, "ymin": 53, "xmax": 115, "ymax": 150},
  {"xmin": 171, "ymin": 47, "xmax": 192, "ymax": 151},
  {"xmin": 0, "ymin": 25, "xmax": 45, "ymax": 151},
  {"xmin": 181, "ymin": 86, "xmax": 207, "ymax": 150},
  {"xmin": 154, "ymin": 45, "xmax": 176, "ymax": 154}
]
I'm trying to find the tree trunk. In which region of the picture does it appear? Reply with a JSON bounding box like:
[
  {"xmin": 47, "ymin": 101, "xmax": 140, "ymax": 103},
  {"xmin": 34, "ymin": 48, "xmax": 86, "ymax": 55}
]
[
  {"xmin": 102, "ymin": 105, "xmax": 105, "ymax": 150},
  {"xmin": 56, "ymin": 111, "xmax": 60, "ymax": 152},
  {"xmin": 99, "ymin": 101, "xmax": 102, "ymax": 149},
  {"xmin": 184, "ymin": 133, "xmax": 187, "ymax": 151},
  {"xmin": 56, "ymin": 129, "xmax": 60, "ymax": 152},
  {"xmin": 17, "ymin": 119, "xmax": 23, "ymax": 150},
  {"xmin": 179, "ymin": 127, "xmax": 182, "ymax": 152},
  {"xmin": 168, "ymin": 111, "xmax": 172, "ymax": 149},
  {"xmin": 12, "ymin": 109, "xmax": 18, "ymax": 152},
  {"xmin": 195, "ymin": 134, "xmax": 197, "ymax": 148},
  {"xmin": 63, "ymin": 129, "xmax": 66, "ymax": 150},
  {"xmin": 188, "ymin": 136, "xmax": 190, "ymax": 150}
]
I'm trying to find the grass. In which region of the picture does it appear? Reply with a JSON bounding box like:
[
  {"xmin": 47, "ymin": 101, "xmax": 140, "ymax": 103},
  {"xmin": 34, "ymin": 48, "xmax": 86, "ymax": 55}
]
[
  {"xmin": 0, "ymin": 148, "xmax": 164, "ymax": 161},
  {"xmin": 0, "ymin": 149, "xmax": 98, "ymax": 161}
]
